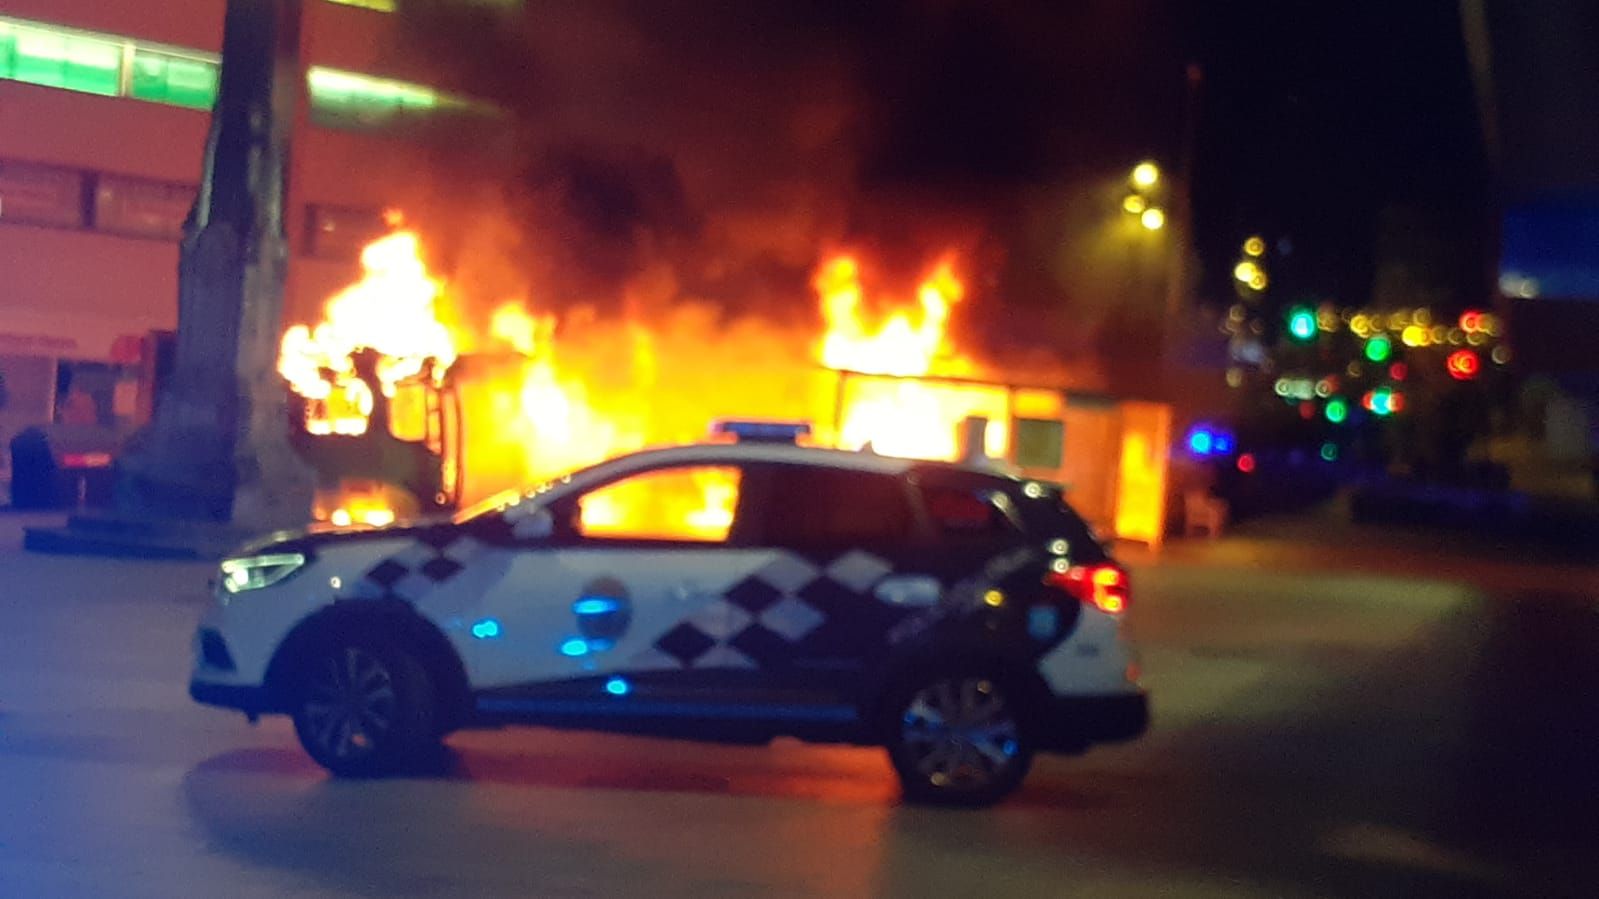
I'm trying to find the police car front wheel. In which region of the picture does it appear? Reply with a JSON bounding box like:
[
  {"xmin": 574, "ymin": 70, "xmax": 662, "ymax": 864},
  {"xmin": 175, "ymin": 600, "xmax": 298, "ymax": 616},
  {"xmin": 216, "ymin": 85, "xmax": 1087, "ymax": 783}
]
[
  {"xmin": 885, "ymin": 672, "xmax": 1035, "ymax": 806},
  {"xmin": 290, "ymin": 639, "xmax": 440, "ymax": 777}
]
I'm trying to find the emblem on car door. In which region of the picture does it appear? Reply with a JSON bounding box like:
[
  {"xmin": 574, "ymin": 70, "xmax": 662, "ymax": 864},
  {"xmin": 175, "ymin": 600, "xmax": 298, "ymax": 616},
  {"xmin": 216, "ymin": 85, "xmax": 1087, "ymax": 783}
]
[{"xmin": 570, "ymin": 576, "xmax": 631, "ymax": 652}]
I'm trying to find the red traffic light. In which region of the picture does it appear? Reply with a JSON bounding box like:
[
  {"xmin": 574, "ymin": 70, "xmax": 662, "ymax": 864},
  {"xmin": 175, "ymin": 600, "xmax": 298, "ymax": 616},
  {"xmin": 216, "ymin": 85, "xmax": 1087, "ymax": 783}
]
[{"xmin": 1446, "ymin": 349, "xmax": 1480, "ymax": 381}]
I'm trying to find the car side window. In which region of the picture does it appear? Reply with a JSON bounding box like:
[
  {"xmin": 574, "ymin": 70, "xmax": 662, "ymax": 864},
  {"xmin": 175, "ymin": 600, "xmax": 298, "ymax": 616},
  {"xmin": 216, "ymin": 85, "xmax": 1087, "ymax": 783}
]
[
  {"xmin": 919, "ymin": 483, "xmax": 1023, "ymax": 541},
  {"xmin": 753, "ymin": 466, "xmax": 914, "ymax": 547},
  {"xmin": 572, "ymin": 465, "xmax": 742, "ymax": 543}
]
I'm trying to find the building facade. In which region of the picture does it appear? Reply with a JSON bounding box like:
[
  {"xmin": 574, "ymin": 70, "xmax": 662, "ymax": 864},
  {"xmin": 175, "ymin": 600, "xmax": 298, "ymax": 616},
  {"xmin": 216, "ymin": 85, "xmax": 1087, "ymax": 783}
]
[{"xmin": 0, "ymin": 0, "xmax": 501, "ymax": 477}]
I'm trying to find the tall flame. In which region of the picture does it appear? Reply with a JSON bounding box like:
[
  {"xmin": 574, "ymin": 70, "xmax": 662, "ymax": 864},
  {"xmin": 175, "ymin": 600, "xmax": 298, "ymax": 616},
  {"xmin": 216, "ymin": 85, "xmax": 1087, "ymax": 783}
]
[
  {"xmin": 281, "ymin": 229, "xmax": 1018, "ymax": 534},
  {"xmin": 817, "ymin": 255, "xmax": 965, "ymax": 377},
  {"xmin": 279, "ymin": 231, "xmax": 457, "ymax": 436},
  {"xmin": 813, "ymin": 253, "xmax": 1000, "ymax": 460}
]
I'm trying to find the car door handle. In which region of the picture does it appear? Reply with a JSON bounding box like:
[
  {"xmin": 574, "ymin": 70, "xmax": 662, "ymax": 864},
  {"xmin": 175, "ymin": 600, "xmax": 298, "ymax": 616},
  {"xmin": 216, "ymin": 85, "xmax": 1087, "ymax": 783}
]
[{"xmin": 874, "ymin": 575, "xmax": 942, "ymax": 607}]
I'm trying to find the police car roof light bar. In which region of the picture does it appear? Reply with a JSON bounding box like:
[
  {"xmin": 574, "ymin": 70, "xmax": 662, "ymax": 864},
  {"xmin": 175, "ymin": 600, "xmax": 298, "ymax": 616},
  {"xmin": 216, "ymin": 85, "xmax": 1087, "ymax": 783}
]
[{"xmin": 711, "ymin": 420, "xmax": 812, "ymax": 444}]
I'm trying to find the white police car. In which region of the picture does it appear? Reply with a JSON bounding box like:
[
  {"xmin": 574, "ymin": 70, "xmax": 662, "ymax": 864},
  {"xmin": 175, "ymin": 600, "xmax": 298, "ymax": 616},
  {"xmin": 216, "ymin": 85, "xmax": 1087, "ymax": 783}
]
[{"xmin": 191, "ymin": 423, "xmax": 1146, "ymax": 806}]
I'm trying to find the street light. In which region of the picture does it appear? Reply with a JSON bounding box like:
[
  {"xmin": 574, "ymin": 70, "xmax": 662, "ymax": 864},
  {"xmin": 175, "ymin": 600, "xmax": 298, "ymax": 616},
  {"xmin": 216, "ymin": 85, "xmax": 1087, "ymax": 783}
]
[
  {"xmin": 1140, "ymin": 207, "xmax": 1166, "ymax": 231},
  {"xmin": 1122, "ymin": 194, "xmax": 1147, "ymax": 214},
  {"xmin": 1131, "ymin": 161, "xmax": 1160, "ymax": 189}
]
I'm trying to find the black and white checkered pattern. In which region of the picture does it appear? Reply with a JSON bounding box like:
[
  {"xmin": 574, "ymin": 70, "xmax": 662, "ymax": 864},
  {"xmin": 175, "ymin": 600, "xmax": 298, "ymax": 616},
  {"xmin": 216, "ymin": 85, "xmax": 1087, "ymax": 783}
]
[
  {"xmin": 628, "ymin": 550, "xmax": 894, "ymax": 672},
  {"xmin": 350, "ymin": 526, "xmax": 487, "ymax": 602}
]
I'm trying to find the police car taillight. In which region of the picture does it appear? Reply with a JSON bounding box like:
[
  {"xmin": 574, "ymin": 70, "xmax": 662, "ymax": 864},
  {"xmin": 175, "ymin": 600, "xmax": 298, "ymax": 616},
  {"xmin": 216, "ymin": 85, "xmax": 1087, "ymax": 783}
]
[
  {"xmin": 711, "ymin": 420, "xmax": 812, "ymax": 444},
  {"xmin": 1047, "ymin": 563, "xmax": 1130, "ymax": 615}
]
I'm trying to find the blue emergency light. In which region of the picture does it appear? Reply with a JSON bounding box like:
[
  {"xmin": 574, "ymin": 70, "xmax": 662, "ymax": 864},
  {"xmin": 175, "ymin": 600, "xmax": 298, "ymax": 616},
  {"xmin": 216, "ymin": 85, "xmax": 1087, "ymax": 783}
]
[{"xmin": 711, "ymin": 420, "xmax": 812, "ymax": 444}]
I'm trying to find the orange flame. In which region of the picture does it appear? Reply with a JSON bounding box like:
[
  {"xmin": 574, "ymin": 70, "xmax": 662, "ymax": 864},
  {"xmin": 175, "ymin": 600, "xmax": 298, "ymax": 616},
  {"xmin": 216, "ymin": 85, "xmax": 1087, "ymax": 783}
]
[
  {"xmin": 814, "ymin": 254, "xmax": 1002, "ymax": 461},
  {"xmin": 283, "ymin": 229, "xmax": 1024, "ymax": 534},
  {"xmin": 279, "ymin": 231, "xmax": 456, "ymax": 436}
]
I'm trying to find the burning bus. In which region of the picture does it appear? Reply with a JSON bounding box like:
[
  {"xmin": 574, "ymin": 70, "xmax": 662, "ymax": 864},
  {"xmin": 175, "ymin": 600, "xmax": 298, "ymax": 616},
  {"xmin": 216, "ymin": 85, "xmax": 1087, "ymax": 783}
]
[{"xmin": 277, "ymin": 226, "xmax": 1170, "ymax": 545}]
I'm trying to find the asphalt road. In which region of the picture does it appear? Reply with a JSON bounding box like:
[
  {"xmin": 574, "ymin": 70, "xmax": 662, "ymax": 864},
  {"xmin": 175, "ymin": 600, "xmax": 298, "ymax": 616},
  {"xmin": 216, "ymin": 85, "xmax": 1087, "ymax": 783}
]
[{"xmin": 1, "ymin": 512, "xmax": 1596, "ymax": 898}]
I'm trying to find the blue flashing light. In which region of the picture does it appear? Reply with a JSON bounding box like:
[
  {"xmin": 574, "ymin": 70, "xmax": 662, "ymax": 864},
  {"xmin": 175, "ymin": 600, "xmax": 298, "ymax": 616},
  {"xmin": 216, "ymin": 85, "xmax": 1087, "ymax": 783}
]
[
  {"xmin": 573, "ymin": 597, "xmax": 621, "ymax": 616},
  {"xmin": 560, "ymin": 638, "xmax": 590, "ymax": 657},
  {"xmin": 470, "ymin": 618, "xmax": 501, "ymax": 640},
  {"xmin": 1185, "ymin": 425, "xmax": 1235, "ymax": 457},
  {"xmin": 604, "ymin": 677, "xmax": 630, "ymax": 696},
  {"xmin": 711, "ymin": 420, "xmax": 812, "ymax": 444}
]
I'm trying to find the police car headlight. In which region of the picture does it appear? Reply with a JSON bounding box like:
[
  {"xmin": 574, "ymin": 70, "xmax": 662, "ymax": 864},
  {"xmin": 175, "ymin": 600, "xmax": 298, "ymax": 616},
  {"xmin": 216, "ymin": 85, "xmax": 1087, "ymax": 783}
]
[{"xmin": 219, "ymin": 553, "xmax": 307, "ymax": 594}]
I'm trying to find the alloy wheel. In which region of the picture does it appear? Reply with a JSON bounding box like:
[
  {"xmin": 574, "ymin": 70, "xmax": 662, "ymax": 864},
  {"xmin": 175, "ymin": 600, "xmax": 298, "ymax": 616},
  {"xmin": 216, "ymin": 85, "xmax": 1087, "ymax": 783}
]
[
  {"xmin": 300, "ymin": 646, "xmax": 400, "ymax": 761},
  {"xmin": 900, "ymin": 677, "xmax": 1022, "ymax": 789}
]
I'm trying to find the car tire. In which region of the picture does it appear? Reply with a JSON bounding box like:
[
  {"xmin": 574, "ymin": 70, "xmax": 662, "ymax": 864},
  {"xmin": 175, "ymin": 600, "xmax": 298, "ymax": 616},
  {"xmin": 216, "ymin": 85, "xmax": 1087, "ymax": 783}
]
[
  {"xmin": 290, "ymin": 638, "xmax": 440, "ymax": 778},
  {"xmin": 883, "ymin": 669, "xmax": 1035, "ymax": 807}
]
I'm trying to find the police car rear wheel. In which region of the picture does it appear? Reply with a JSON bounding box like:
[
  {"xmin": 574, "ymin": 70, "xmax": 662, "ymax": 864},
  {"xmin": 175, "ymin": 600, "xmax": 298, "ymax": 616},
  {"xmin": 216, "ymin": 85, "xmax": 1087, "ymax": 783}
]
[
  {"xmin": 291, "ymin": 640, "xmax": 439, "ymax": 777},
  {"xmin": 886, "ymin": 672, "xmax": 1034, "ymax": 806}
]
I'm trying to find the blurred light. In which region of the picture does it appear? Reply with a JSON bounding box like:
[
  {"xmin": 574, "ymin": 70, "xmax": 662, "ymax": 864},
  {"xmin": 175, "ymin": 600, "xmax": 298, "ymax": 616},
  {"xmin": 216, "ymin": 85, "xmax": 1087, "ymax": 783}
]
[
  {"xmin": 1237, "ymin": 453, "xmax": 1257, "ymax": 473},
  {"xmin": 1447, "ymin": 328, "xmax": 1465, "ymax": 345},
  {"xmin": 560, "ymin": 638, "xmax": 590, "ymax": 657},
  {"xmin": 1249, "ymin": 272, "xmax": 1269, "ymax": 291},
  {"xmin": 1225, "ymin": 367, "xmax": 1245, "ymax": 388},
  {"xmin": 1228, "ymin": 304, "xmax": 1247, "ymax": 321},
  {"xmin": 1346, "ymin": 361, "xmax": 1364, "ymax": 378},
  {"xmin": 1482, "ymin": 314, "xmax": 1502, "ymax": 337},
  {"xmin": 1243, "ymin": 236, "xmax": 1266, "ymax": 257},
  {"xmin": 1325, "ymin": 397, "xmax": 1348, "ymax": 423},
  {"xmin": 1365, "ymin": 334, "xmax": 1392, "ymax": 362},
  {"xmin": 1366, "ymin": 386, "xmax": 1402, "ymax": 416},
  {"xmin": 1491, "ymin": 345, "xmax": 1512, "ymax": 365},
  {"xmin": 1414, "ymin": 308, "xmax": 1432, "ymax": 326},
  {"xmin": 1446, "ymin": 349, "xmax": 1480, "ymax": 381},
  {"xmin": 1214, "ymin": 434, "xmax": 1234, "ymax": 453},
  {"xmin": 1299, "ymin": 401, "xmax": 1315, "ymax": 420},
  {"xmin": 1122, "ymin": 194, "xmax": 1147, "ymax": 214},
  {"xmin": 1187, "ymin": 428, "xmax": 1215, "ymax": 455},
  {"xmin": 1389, "ymin": 362, "xmax": 1408, "ymax": 380},
  {"xmin": 1350, "ymin": 314, "xmax": 1371, "ymax": 336},
  {"xmin": 1317, "ymin": 307, "xmax": 1339, "ymax": 332},
  {"xmin": 1314, "ymin": 377, "xmax": 1336, "ymax": 398},
  {"xmin": 1430, "ymin": 324, "xmax": 1448, "ymax": 343},
  {"xmin": 1389, "ymin": 312, "xmax": 1409, "ymax": 330},
  {"xmin": 604, "ymin": 676, "xmax": 630, "ymax": 696},
  {"xmin": 1401, "ymin": 324, "xmax": 1429, "ymax": 347},
  {"xmin": 1459, "ymin": 310, "xmax": 1483, "ymax": 332},
  {"xmin": 1320, "ymin": 442, "xmax": 1339, "ymax": 462},
  {"xmin": 1467, "ymin": 331, "xmax": 1487, "ymax": 346},
  {"xmin": 983, "ymin": 589, "xmax": 1006, "ymax": 608},
  {"xmin": 470, "ymin": 618, "xmax": 501, "ymax": 639},
  {"xmin": 1287, "ymin": 307, "xmax": 1317, "ymax": 341},
  {"xmin": 1140, "ymin": 207, "xmax": 1166, "ymax": 231},
  {"xmin": 1234, "ymin": 261, "xmax": 1260, "ymax": 283},
  {"xmin": 1131, "ymin": 161, "xmax": 1160, "ymax": 189}
]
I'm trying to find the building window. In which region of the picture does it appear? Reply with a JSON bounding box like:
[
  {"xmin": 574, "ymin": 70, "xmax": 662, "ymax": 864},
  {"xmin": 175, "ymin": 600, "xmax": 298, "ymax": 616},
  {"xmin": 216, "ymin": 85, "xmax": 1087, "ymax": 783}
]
[
  {"xmin": 0, "ymin": 19, "xmax": 121, "ymax": 97},
  {"xmin": 325, "ymin": 0, "xmax": 398, "ymax": 10},
  {"xmin": 305, "ymin": 205, "xmax": 388, "ymax": 259},
  {"xmin": 0, "ymin": 161, "xmax": 87, "ymax": 229},
  {"xmin": 128, "ymin": 48, "xmax": 218, "ymax": 110},
  {"xmin": 307, "ymin": 66, "xmax": 454, "ymax": 129},
  {"xmin": 94, "ymin": 174, "xmax": 193, "ymax": 240},
  {"xmin": 0, "ymin": 14, "xmax": 489, "ymax": 129}
]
